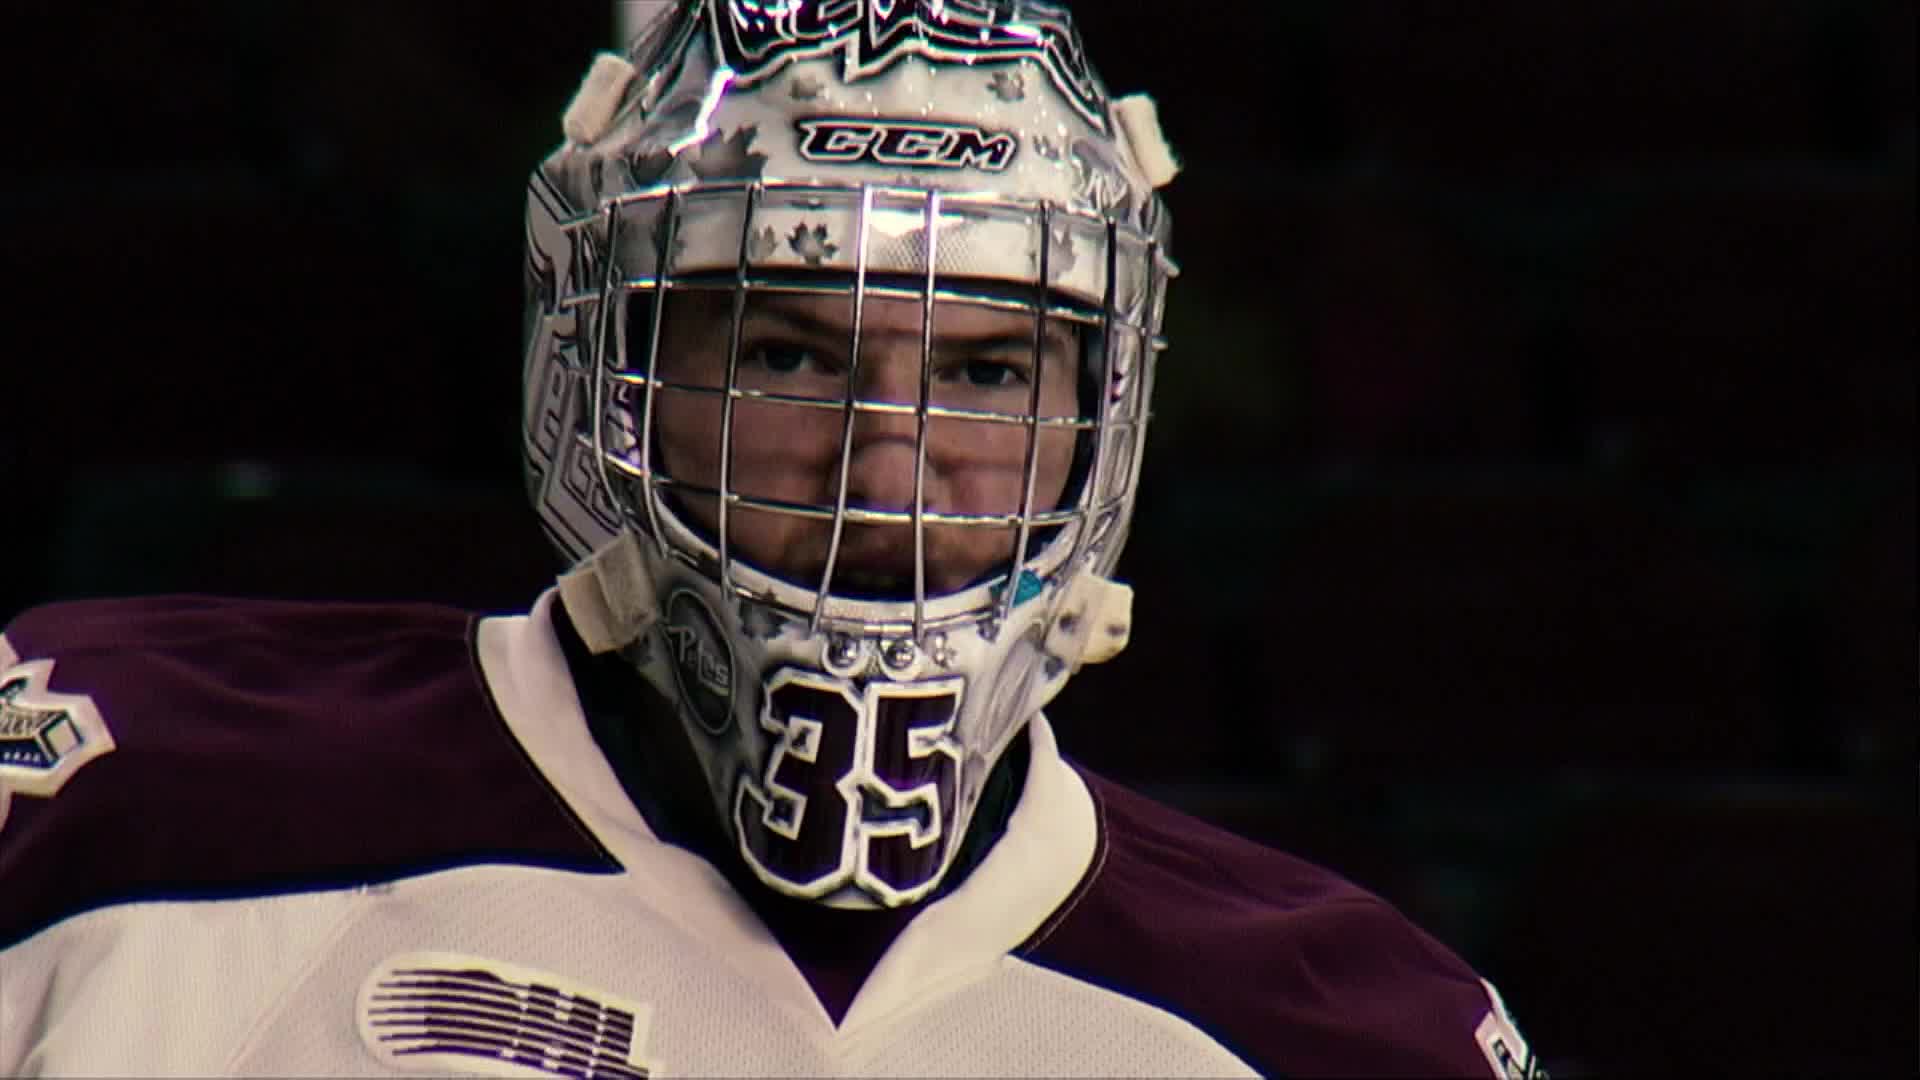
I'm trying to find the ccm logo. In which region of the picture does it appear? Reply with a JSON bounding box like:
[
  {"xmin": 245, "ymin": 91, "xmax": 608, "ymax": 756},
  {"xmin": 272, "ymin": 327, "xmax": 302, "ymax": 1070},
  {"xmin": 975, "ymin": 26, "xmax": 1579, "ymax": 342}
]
[{"xmin": 796, "ymin": 118, "xmax": 1018, "ymax": 171}]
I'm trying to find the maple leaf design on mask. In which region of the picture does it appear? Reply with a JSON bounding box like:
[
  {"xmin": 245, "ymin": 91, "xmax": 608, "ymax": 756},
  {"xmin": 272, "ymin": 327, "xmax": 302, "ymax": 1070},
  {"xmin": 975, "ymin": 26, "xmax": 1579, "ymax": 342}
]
[
  {"xmin": 987, "ymin": 69, "xmax": 1026, "ymax": 103},
  {"xmin": 1070, "ymin": 135, "xmax": 1134, "ymax": 218},
  {"xmin": 650, "ymin": 216, "xmax": 690, "ymax": 265},
  {"xmin": 737, "ymin": 594, "xmax": 791, "ymax": 641},
  {"xmin": 689, "ymin": 125, "xmax": 769, "ymax": 180},
  {"xmin": 788, "ymin": 223, "xmax": 839, "ymax": 266},
  {"xmin": 1029, "ymin": 223, "xmax": 1078, "ymax": 278},
  {"xmin": 748, "ymin": 225, "xmax": 780, "ymax": 261},
  {"xmin": 629, "ymin": 146, "xmax": 677, "ymax": 187}
]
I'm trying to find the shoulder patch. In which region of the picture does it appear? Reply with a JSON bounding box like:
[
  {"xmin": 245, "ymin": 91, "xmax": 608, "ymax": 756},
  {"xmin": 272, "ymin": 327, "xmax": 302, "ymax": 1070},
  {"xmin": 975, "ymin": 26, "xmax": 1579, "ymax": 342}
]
[
  {"xmin": 0, "ymin": 597, "xmax": 619, "ymax": 949},
  {"xmin": 0, "ymin": 638, "xmax": 115, "ymax": 835},
  {"xmin": 1475, "ymin": 979, "xmax": 1548, "ymax": 1079},
  {"xmin": 1026, "ymin": 767, "xmax": 1517, "ymax": 1077}
]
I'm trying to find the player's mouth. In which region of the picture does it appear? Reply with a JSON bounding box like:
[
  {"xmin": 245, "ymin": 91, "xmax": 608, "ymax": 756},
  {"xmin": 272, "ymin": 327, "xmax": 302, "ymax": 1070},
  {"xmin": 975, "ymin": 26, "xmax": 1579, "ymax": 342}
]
[{"xmin": 827, "ymin": 566, "xmax": 921, "ymax": 602}]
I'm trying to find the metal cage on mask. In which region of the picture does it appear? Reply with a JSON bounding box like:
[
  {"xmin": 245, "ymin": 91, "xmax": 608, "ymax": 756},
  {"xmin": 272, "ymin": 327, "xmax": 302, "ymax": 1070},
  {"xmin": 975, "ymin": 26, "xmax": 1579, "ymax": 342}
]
[{"xmin": 561, "ymin": 177, "xmax": 1170, "ymax": 647}]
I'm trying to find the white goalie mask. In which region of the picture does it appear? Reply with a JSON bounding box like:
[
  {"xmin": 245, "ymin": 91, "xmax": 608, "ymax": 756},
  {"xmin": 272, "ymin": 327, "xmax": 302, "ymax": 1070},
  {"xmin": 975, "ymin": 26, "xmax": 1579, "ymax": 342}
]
[{"xmin": 521, "ymin": 0, "xmax": 1178, "ymax": 909}]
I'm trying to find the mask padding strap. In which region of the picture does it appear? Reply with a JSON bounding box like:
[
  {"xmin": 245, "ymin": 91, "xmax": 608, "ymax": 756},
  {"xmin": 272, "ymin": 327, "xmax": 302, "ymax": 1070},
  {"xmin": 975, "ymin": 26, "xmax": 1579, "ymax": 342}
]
[
  {"xmin": 557, "ymin": 529, "xmax": 657, "ymax": 654},
  {"xmin": 1113, "ymin": 94, "xmax": 1181, "ymax": 189},
  {"xmin": 563, "ymin": 52, "xmax": 639, "ymax": 146},
  {"xmin": 1045, "ymin": 574, "xmax": 1133, "ymax": 669}
]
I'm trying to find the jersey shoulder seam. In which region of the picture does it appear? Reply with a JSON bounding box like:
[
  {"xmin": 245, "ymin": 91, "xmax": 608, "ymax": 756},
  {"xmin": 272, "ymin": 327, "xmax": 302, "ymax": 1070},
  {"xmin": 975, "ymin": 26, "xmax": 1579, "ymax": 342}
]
[
  {"xmin": 1014, "ymin": 761, "xmax": 1110, "ymax": 954},
  {"xmin": 217, "ymin": 891, "xmax": 366, "ymax": 1072},
  {"xmin": 462, "ymin": 614, "xmax": 622, "ymax": 871}
]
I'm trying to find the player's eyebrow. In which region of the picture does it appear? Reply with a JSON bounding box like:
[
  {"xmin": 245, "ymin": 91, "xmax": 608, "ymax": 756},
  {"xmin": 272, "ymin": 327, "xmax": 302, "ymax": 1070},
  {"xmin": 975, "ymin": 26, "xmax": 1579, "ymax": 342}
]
[{"xmin": 749, "ymin": 297, "xmax": 1076, "ymax": 356}]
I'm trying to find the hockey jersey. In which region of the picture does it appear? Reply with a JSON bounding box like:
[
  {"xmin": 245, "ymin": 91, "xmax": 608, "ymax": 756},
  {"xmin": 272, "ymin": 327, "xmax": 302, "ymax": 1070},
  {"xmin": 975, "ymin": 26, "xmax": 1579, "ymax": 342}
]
[{"xmin": 0, "ymin": 590, "xmax": 1541, "ymax": 1077}]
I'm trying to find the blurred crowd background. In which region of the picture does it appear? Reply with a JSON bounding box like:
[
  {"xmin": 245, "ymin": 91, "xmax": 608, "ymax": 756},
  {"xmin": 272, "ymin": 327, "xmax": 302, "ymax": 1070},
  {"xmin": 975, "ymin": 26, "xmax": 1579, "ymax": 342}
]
[{"xmin": 4, "ymin": 2, "xmax": 1912, "ymax": 1074}]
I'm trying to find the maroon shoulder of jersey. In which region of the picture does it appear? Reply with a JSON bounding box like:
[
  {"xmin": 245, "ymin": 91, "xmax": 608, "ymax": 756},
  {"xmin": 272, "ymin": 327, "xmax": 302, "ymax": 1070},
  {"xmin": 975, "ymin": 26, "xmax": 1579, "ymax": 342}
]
[
  {"xmin": 1019, "ymin": 768, "xmax": 1503, "ymax": 1079},
  {"xmin": 0, "ymin": 595, "xmax": 616, "ymax": 948}
]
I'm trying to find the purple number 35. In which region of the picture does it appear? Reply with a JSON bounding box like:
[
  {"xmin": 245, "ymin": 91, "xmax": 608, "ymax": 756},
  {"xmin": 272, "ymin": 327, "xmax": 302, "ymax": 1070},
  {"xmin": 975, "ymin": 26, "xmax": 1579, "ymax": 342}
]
[{"xmin": 734, "ymin": 670, "xmax": 964, "ymax": 906}]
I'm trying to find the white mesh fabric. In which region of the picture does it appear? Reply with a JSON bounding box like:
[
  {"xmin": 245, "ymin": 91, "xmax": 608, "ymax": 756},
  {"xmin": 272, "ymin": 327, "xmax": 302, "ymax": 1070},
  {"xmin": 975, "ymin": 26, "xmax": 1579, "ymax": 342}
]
[
  {"xmin": 1, "ymin": 888, "xmax": 364, "ymax": 1076},
  {"xmin": 236, "ymin": 865, "xmax": 829, "ymax": 1078},
  {"xmin": 855, "ymin": 958, "xmax": 1257, "ymax": 1079},
  {"xmin": 5, "ymin": 865, "xmax": 1259, "ymax": 1078}
]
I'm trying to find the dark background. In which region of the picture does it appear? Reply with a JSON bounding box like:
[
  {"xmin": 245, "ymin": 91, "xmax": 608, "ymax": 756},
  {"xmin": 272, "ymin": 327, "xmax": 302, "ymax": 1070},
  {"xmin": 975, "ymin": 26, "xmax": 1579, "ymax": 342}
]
[{"xmin": 4, "ymin": 2, "xmax": 1912, "ymax": 1074}]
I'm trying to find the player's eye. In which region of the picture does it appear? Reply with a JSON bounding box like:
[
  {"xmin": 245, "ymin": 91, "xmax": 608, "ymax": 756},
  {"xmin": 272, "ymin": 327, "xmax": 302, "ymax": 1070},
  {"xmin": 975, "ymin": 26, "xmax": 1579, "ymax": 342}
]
[
  {"xmin": 952, "ymin": 358, "xmax": 1029, "ymax": 389},
  {"xmin": 746, "ymin": 342, "xmax": 835, "ymax": 377}
]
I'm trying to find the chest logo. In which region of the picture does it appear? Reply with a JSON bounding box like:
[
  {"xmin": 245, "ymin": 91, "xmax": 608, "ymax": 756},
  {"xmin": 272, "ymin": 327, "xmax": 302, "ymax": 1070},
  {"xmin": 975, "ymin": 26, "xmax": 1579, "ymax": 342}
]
[
  {"xmin": 358, "ymin": 951, "xmax": 658, "ymax": 1079},
  {"xmin": 0, "ymin": 645, "xmax": 115, "ymax": 835}
]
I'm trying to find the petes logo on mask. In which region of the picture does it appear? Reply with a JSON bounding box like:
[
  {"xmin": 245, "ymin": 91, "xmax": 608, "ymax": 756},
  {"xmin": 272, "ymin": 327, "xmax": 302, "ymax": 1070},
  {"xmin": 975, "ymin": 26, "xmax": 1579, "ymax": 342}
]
[
  {"xmin": 0, "ymin": 646, "xmax": 115, "ymax": 834},
  {"xmin": 663, "ymin": 589, "xmax": 736, "ymax": 736},
  {"xmin": 711, "ymin": 0, "xmax": 1110, "ymax": 130}
]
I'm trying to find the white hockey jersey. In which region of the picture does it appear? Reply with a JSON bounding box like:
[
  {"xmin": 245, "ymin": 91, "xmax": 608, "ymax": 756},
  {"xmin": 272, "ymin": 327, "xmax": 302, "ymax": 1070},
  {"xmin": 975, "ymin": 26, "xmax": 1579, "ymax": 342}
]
[{"xmin": 0, "ymin": 590, "xmax": 1541, "ymax": 1077}]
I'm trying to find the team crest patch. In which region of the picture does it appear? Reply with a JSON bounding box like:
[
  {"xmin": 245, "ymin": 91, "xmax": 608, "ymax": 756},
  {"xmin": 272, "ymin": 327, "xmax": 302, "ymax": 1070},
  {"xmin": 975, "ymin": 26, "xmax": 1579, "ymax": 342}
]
[
  {"xmin": 358, "ymin": 951, "xmax": 657, "ymax": 1079},
  {"xmin": 0, "ymin": 642, "xmax": 115, "ymax": 834},
  {"xmin": 1475, "ymin": 979, "xmax": 1548, "ymax": 1079}
]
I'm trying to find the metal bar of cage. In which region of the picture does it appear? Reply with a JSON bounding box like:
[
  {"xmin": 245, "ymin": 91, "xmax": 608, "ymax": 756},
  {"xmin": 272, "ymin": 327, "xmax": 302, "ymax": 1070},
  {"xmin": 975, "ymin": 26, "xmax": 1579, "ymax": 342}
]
[
  {"xmin": 588, "ymin": 199, "xmax": 629, "ymax": 542},
  {"xmin": 604, "ymin": 376, "xmax": 1100, "ymax": 431},
  {"xmin": 811, "ymin": 183, "xmax": 877, "ymax": 634},
  {"xmin": 716, "ymin": 183, "xmax": 763, "ymax": 595},
  {"xmin": 1069, "ymin": 219, "xmax": 1123, "ymax": 572},
  {"xmin": 582, "ymin": 275, "xmax": 1138, "ymax": 330},
  {"xmin": 636, "ymin": 188, "xmax": 682, "ymax": 547},
  {"xmin": 1125, "ymin": 238, "xmax": 1162, "ymax": 531},
  {"xmin": 1000, "ymin": 202, "xmax": 1053, "ymax": 625},
  {"xmin": 600, "ymin": 460, "xmax": 1089, "ymax": 529},
  {"xmin": 911, "ymin": 190, "xmax": 942, "ymax": 641},
  {"xmin": 579, "ymin": 270, "xmax": 1166, "ymax": 343}
]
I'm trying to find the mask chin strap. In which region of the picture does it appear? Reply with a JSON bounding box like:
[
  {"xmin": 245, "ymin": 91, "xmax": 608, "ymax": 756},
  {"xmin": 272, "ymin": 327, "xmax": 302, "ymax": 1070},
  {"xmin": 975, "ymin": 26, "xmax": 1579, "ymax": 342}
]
[
  {"xmin": 1112, "ymin": 94, "xmax": 1182, "ymax": 189},
  {"xmin": 561, "ymin": 51, "xmax": 638, "ymax": 146},
  {"xmin": 558, "ymin": 529, "xmax": 658, "ymax": 654}
]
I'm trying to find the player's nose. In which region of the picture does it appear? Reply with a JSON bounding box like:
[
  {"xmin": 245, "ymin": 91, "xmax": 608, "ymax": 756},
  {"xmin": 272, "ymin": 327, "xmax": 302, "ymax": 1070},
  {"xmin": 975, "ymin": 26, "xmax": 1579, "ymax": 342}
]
[{"xmin": 842, "ymin": 344, "xmax": 930, "ymax": 513}]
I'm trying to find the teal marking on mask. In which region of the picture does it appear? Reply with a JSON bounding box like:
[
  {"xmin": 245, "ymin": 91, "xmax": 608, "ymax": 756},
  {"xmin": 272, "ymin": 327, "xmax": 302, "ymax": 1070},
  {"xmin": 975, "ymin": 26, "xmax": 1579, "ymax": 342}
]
[{"xmin": 992, "ymin": 569, "xmax": 1045, "ymax": 609}]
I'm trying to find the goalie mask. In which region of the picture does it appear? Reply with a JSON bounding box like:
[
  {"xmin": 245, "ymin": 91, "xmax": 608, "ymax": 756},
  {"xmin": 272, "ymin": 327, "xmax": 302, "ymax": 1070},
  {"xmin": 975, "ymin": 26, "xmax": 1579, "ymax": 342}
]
[{"xmin": 521, "ymin": 0, "xmax": 1178, "ymax": 908}]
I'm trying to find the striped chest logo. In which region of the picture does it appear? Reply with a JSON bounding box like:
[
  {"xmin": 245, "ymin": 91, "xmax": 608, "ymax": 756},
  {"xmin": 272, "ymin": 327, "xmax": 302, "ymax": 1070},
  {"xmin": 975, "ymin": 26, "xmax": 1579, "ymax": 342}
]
[{"xmin": 357, "ymin": 952, "xmax": 656, "ymax": 1079}]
